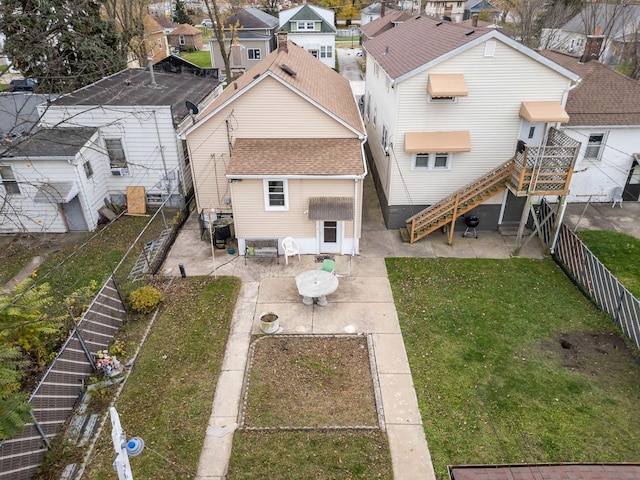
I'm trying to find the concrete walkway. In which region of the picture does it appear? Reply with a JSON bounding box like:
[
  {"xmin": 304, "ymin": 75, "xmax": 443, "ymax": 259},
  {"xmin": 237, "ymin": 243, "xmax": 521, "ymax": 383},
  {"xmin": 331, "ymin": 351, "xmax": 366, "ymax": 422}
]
[{"xmin": 161, "ymin": 175, "xmax": 546, "ymax": 479}]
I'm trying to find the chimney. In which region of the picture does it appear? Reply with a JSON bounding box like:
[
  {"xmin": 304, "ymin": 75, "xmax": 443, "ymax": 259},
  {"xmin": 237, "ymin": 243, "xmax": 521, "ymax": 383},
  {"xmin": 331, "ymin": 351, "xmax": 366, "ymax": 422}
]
[
  {"xmin": 381, "ymin": 0, "xmax": 386, "ymax": 18},
  {"xmin": 580, "ymin": 35, "xmax": 604, "ymax": 63},
  {"xmin": 278, "ymin": 31, "xmax": 288, "ymax": 53},
  {"xmin": 472, "ymin": 14, "xmax": 478, "ymax": 27}
]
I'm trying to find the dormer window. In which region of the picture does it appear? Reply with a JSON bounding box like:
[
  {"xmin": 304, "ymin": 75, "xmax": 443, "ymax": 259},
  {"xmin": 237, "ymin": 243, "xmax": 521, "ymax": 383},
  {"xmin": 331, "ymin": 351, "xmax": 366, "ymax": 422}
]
[{"xmin": 296, "ymin": 21, "xmax": 316, "ymax": 31}]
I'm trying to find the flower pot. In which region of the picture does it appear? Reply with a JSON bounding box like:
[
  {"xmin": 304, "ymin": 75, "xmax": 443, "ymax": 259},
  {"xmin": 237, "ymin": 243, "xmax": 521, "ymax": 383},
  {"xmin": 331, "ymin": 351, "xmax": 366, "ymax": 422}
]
[{"xmin": 259, "ymin": 312, "xmax": 279, "ymax": 334}]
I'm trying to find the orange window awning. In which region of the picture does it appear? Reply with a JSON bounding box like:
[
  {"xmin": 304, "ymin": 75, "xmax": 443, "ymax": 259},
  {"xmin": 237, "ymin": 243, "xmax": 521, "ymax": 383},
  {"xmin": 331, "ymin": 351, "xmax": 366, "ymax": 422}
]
[
  {"xmin": 404, "ymin": 131, "xmax": 471, "ymax": 153},
  {"xmin": 519, "ymin": 101, "xmax": 569, "ymax": 123},
  {"xmin": 427, "ymin": 74, "xmax": 468, "ymax": 97}
]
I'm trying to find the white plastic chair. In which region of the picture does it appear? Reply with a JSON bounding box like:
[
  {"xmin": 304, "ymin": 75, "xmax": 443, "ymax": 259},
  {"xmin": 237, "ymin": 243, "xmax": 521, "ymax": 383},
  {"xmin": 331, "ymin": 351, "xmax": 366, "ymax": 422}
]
[
  {"xmin": 282, "ymin": 237, "xmax": 300, "ymax": 265},
  {"xmin": 612, "ymin": 186, "xmax": 623, "ymax": 207}
]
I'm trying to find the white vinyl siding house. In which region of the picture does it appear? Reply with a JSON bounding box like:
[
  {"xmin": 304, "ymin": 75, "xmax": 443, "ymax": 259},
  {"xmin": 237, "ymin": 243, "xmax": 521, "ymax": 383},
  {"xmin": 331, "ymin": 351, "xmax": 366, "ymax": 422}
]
[
  {"xmin": 364, "ymin": 19, "xmax": 578, "ymax": 228},
  {"xmin": 39, "ymin": 105, "xmax": 190, "ymax": 206}
]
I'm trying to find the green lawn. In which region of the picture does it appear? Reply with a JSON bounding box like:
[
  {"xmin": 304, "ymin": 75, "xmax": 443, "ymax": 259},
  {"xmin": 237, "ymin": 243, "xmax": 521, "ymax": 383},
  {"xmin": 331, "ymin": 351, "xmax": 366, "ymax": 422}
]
[
  {"xmin": 78, "ymin": 276, "xmax": 241, "ymax": 479},
  {"xmin": 577, "ymin": 230, "xmax": 640, "ymax": 298},
  {"xmin": 387, "ymin": 257, "xmax": 640, "ymax": 479},
  {"xmin": 179, "ymin": 50, "xmax": 212, "ymax": 68}
]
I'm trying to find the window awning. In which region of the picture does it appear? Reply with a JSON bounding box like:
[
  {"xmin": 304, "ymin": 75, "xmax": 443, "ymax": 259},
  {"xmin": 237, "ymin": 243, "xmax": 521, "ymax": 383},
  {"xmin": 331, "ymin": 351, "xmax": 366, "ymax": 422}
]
[
  {"xmin": 34, "ymin": 182, "xmax": 79, "ymax": 204},
  {"xmin": 404, "ymin": 131, "xmax": 471, "ymax": 153},
  {"xmin": 519, "ymin": 101, "xmax": 569, "ymax": 123},
  {"xmin": 427, "ymin": 74, "xmax": 468, "ymax": 97},
  {"xmin": 308, "ymin": 197, "xmax": 353, "ymax": 221}
]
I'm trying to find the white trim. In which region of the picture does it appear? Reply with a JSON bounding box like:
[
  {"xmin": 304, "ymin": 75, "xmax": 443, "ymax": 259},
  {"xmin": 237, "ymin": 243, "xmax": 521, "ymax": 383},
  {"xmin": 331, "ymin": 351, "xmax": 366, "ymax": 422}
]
[
  {"xmin": 411, "ymin": 152, "xmax": 452, "ymax": 170},
  {"xmin": 263, "ymin": 178, "xmax": 289, "ymax": 211}
]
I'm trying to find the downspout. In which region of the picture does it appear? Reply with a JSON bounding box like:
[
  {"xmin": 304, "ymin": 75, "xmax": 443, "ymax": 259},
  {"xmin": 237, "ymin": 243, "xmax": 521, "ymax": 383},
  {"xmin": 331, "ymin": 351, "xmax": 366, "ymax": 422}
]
[{"xmin": 353, "ymin": 137, "xmax": 369, "ymax": 256}]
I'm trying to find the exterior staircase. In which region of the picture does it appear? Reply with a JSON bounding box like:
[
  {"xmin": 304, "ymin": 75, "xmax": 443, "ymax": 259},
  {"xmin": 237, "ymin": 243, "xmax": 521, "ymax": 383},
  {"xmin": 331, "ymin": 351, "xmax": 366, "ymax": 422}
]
[{"xmin": 402, "ymin": 158, "xmax": 515, "ymax": 244}]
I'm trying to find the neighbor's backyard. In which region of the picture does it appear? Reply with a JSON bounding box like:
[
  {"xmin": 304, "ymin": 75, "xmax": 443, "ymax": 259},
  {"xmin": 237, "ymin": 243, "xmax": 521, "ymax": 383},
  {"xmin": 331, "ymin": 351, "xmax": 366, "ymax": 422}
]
[{"xmin": 387, "ymin": 257, "xmax": 640, "ymax": 479}]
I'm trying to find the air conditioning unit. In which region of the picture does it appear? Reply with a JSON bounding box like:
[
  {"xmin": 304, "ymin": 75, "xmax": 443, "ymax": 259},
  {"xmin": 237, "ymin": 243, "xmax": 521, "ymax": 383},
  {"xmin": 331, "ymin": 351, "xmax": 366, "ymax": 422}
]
[{"xmin": 111, "ymin": 168, "xmax": 129, "ymax": 176}]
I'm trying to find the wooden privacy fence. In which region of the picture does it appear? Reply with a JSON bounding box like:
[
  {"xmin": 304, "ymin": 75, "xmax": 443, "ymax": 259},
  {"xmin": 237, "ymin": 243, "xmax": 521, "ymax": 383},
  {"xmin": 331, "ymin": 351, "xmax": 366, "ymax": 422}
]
[
  {"xmin": 0, "ymin": 276, "xmax": 126, "ymax": 480},
  {"xmin": 538, "ymin": 199, "xmax": 640, "ymax": 350}
]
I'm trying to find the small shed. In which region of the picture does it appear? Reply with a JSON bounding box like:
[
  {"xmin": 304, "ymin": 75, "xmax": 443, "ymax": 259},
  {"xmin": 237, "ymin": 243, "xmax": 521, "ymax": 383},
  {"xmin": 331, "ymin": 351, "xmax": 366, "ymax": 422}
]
[{"xmin": 167, "ymin": 24, "xmax": 203, "ymax": 52}]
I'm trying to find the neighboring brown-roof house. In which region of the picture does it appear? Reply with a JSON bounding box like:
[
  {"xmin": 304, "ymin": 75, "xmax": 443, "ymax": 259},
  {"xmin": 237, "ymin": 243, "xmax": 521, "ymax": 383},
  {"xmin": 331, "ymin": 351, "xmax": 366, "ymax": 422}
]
[
  {"xmin": 197, "ymin": 39, "xmax": 364, "ymax": 136},
  {"xmin": 360, "ymin": 9, "xmax": 412, "ymax": 42},
  {"xmin": 541, "ymin": 49, "xmax": 640, "ymax": 126},
  {"xmin": 227, "ymin": 138, "xmax": 365, "ymax": 176},
  {"xmin": 364, "ymin": 15, "xmax": 488, "ymax": 79}
]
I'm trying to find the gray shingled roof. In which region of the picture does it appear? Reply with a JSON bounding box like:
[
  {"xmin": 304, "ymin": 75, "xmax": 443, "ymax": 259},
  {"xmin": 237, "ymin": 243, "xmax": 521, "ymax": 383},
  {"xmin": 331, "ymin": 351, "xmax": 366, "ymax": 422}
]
[
  {"xmin": 560, "ymin": 4, "xmax": 640, "ymax": 39},
  {"xmin": 50, "ymin": 69, "xmax": 220, "ymax": 127},
  {"xmin": 225, "ymin": 7, "xmax": 278, "ymax": 29},
  {"xmin": 360, "ymin": 10, "xmax": 411, "ymax": 40},
  {"xmin": 0, "ymin": 93, "xmax": 57, "ymax": 137},
  {"xmin": 3, "ymin": 127, "xmax": 98, "ymax": 158},
  {"xmin": 541, "ymin": 50, "xmax": 640, "ymax": 126},
  {"xmin": 364, "ymin": 15, "xmax": 488, "ymax": 79}
]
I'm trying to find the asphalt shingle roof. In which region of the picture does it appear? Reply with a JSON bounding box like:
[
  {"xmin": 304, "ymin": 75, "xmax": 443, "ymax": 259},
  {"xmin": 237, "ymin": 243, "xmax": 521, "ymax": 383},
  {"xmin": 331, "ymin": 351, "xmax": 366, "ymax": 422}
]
[
  {"xmin": 227, "ymin": 138, "xmax": 364, "ymax": 176},
  {"xmin": 541, "ymin": 50, "xmax": 640, "ymax": 126},
  {"xmin": 364, "ymin": 15, "xmax": 488, "ymax": 79},
  {"xmin": 360, "ymin": 10, "xmax": 412, "ymax": 40},
  {"xmin": 225, "ymin": 7, "xmax": 278, "ymax": 29},
  {"xmin": 197, "ymin": 40, "xmax": 364, "ymax": 136},
  {"xmin": 3, "ymin": 127, "xmax": 97, "ymax": 158},
  {"xmin": 50, "ymin": 69, "xmax": 220, "ymax": 127},
  {"xmin": 280, "ymin": 4, "xmax": 336, "ymax": 33}
]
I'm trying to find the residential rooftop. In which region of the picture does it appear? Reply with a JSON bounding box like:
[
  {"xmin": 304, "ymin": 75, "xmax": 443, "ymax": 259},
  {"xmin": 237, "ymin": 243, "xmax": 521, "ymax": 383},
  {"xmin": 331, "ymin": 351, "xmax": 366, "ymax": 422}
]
[
  {"xmin": 541, "ymin": 50, "xmax": 640, "ymax": 126},
  {"xmin": 2, "ymin": 127, "xmax": 98, "ymax": 158},
  {"xmin": 49, "ymin": 68, "xmax": 220, "ymax": 126}
]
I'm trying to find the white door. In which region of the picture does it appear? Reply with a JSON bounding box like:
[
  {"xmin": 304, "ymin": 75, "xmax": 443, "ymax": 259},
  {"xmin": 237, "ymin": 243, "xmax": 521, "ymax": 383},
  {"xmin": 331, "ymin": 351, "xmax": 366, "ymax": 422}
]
[
  {"xmin": 519, "ymin": 120, "xmax": 545, "ymax": 148},
  {"xmin": 320, "ymin": 221, "xmax": 341, "ymax": 253}
]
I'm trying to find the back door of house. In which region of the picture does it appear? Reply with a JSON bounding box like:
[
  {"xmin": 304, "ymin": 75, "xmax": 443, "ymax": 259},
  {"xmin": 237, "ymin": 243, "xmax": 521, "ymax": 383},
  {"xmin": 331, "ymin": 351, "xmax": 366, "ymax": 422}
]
[
  {"xmin": 320, "ymin": 221, "xmax": 341, "ymax": 253},
  {"xmin": 623, "ymin": 160, "xmax": 640, "ymax": 201},
  {"xmin": 518, "ymin": 120, "xmax": 545, "ymax": 148}
]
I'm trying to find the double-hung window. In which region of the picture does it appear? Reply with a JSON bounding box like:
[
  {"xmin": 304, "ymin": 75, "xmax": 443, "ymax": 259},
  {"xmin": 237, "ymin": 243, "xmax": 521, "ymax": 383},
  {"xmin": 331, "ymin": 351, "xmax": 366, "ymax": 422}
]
[
  {"xmin": 382, "ymin": 125, "xmax": 389, "ymax": 151},
  {"xmin": 264, "ymin": 179, "xmax": 288, "ymax": 211},
  {"xmin": 105, "ymin": 138, "xmax": 129, "ymax": 175},
  {"xmin": 585, "ymin": 133, "xmax": 605, "ymax": 160},
  {"xmin": 248, "ymin": 48, "xmax": 261, "ymax": 60},
  {"xmin": 0, "ymin": 165, "xmax": 20, "ymax": 195},
  {"xmin": 412, "ymin": 152, "xmax": 452, "ymax": 170},
  {"xmin": 320, "ymin": 46, "xmax": 333, "ymax": 58}
]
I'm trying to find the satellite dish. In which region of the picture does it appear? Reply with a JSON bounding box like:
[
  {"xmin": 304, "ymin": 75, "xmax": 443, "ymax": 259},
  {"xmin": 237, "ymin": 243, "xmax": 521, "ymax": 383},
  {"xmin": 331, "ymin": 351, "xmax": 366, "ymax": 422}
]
[{"xmin": 186, "ymin": 100, "xmax": 199, "ymax": 115}]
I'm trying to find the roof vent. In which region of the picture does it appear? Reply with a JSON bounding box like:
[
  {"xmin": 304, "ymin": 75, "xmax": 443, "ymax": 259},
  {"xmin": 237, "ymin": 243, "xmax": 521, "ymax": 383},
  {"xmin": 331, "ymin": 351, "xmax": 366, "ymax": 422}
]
[
  {"xmin": 280, "ymin": 64, "xmax": 297, "ymax": 78},
  {"xmin": 465, "ymin": 30, "xmax": 475, "ymax": 35},
  {"xmin": 415, "ymin": 15, "xmax": 421, "ymax": 19},
  {"xmin": 435, "ymin": 21, "xmax": 442, "ymax": 26},
  {"xmin": 125, "ymin": 79, "xmax": 132, "ymax": 86},
  {"xmin": 384, "ymin": 46, "xmax": 389, "ymax": 55}
]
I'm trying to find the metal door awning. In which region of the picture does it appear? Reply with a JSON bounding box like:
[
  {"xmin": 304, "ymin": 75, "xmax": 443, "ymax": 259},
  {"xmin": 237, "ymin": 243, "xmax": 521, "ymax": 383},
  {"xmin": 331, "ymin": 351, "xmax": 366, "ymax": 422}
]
[
  {"xmin": 308, "ymin": 197, "xmax": 353, "ymax": 221},
  {"xmin": 34, "ymin": 182, "xmax": 79, "ymax": 204}
]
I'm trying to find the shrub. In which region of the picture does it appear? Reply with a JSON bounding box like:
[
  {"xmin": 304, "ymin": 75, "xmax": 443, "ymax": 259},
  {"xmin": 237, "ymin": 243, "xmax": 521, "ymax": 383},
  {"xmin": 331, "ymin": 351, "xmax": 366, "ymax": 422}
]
[{"xmin": 129, "ymin": 286, "xmax": 164, "ymax": 314}]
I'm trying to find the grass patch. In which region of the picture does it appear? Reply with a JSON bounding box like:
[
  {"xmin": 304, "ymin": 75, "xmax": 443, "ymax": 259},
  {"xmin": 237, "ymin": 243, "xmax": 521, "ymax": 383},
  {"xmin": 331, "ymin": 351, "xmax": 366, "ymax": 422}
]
[
  {"xmin": 78, "ymin": 276, "xmax": 240, "ymax": 479},
  {"xmin": 179, "ymin": 50, "xmax": 212, "ymax": 67},
  {"xmin": 387, "ymin": 257, "xmax": 640, "ymax": 479},
  {"xmin": 228, "ymin": 430, "xmax": 392, "ymax": 479},
  {"xmin": 577, "ymin": 230, "xmax": 640, "ymax": 297}
]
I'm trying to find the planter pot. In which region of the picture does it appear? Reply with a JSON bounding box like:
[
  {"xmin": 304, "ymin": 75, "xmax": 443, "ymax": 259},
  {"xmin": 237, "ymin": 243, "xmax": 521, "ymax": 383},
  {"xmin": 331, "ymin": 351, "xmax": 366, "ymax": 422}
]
[{"xmin": 259, "ymin": 312, "xmax": 279, "ymax": 334}]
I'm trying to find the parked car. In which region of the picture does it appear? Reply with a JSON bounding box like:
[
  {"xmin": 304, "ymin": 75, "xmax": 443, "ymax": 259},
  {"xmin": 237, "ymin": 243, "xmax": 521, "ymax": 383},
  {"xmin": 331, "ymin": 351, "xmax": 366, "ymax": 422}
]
[
  {"xmin": 9, "ymin": 78, "xmax": 37, "ymax": 92},
  {"xmin": 201, "ymin": 18, "xmax": 213, "ymax": 27}
]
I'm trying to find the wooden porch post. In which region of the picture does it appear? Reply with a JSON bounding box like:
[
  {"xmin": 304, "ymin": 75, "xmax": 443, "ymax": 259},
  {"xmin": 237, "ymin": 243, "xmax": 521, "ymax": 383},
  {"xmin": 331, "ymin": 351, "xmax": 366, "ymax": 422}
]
[
  {"xmin": 513, "ymin": 195, "xmax": 532, "ymax": 256},
  {"xmin": 447, "ymin": 193, "xmax": 461, "ymax": 245}
]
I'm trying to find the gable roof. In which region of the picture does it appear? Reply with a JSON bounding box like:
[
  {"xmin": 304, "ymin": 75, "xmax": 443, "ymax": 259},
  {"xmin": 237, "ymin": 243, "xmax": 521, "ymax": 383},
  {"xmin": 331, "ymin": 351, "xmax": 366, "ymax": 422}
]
[
  {"xmin": 156, "ymin": 17, "xmax": 179, "ymax": 30},
  {"xmin": 365, "ymin": 16, "xmax": 579, "ymax": 82},
  {"xmin": 3, "ymin": 127, "xmax": 98, "ymax": 158},
  {"xmin": 50, "ymin": 69, "xmax": 220, "ymax": 127},
  {"xmin": 144, "ymin": 15, "xmax": 165, "ymax": 34},
  {"xmin": 280, "ymin": 4, "xmax": 337, "ymax": 33},
  {"xmin": 279, "ymin": 4, "xmax": 334, "ymax": 26},
  {"xmin": 361, "ymin": 2, "xmax": 382, "ymax": 15},
  {"xmin": 190, "ymin": 41, "xmax": 364, "ymax": 137},
  {"xmin": 225, "ymin": 7, "xmax": 278, "ymax": 29},
  {"xmin": 540, "ymin": 50, "xmax": 640, "ymax": 126},
  {"xmin": 560, "ymin": 5, "xmax": 640, "ymax": 39},
  {"xmin": 360, "ymin": 10, "xmax": 411, "ymax": 39},
  {"xmin": 169, "ymin": 23, "xmax": 202, "ymax": 36},
  {"xmin": 0, "ymin": 93, "xmax": 58, "ymax": 137}
]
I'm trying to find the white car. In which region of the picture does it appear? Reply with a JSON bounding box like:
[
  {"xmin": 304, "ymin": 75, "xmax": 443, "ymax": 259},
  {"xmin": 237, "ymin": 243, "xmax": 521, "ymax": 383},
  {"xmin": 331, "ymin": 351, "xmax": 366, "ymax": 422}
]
[{"xmin": 201, "ymin": 19, "xmax": 213, "ymax": 27}]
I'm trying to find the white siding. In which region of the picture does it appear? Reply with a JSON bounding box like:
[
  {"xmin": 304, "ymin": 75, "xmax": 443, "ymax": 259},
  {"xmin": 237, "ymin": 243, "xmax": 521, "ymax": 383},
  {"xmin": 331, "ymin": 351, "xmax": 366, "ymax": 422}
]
[
  {"xmin": 288, "ymin": 33, "xmax": 336, "ymax": 69},
  {"xmin": 367, "ymin": 39, "xmax": 573, "ymax": 206},
  {"xmin": 39, "ymin": 105, "xmax": 186, "ymax": 203},
  {"xmin": 561, "ymin": 126, "xmax": 640, "ymax": 202}
]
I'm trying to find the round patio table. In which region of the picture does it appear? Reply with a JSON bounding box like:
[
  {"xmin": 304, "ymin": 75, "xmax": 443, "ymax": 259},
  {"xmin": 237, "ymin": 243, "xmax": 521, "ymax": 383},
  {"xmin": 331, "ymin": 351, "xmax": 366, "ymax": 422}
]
[{"xmin": 295, "ymin": 270, "xmax": 339, "ymax": 306}]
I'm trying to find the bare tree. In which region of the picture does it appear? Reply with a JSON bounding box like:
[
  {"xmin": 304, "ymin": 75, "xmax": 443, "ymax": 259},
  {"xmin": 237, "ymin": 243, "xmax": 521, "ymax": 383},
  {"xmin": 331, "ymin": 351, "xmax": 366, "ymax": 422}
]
[
  {"xmin": 202, "ymin": 0, "xmax": 245, "ymax": 84},
  {"xmin": 102, "ymin": 0, "xmax": 148, "ymax": 66}
]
